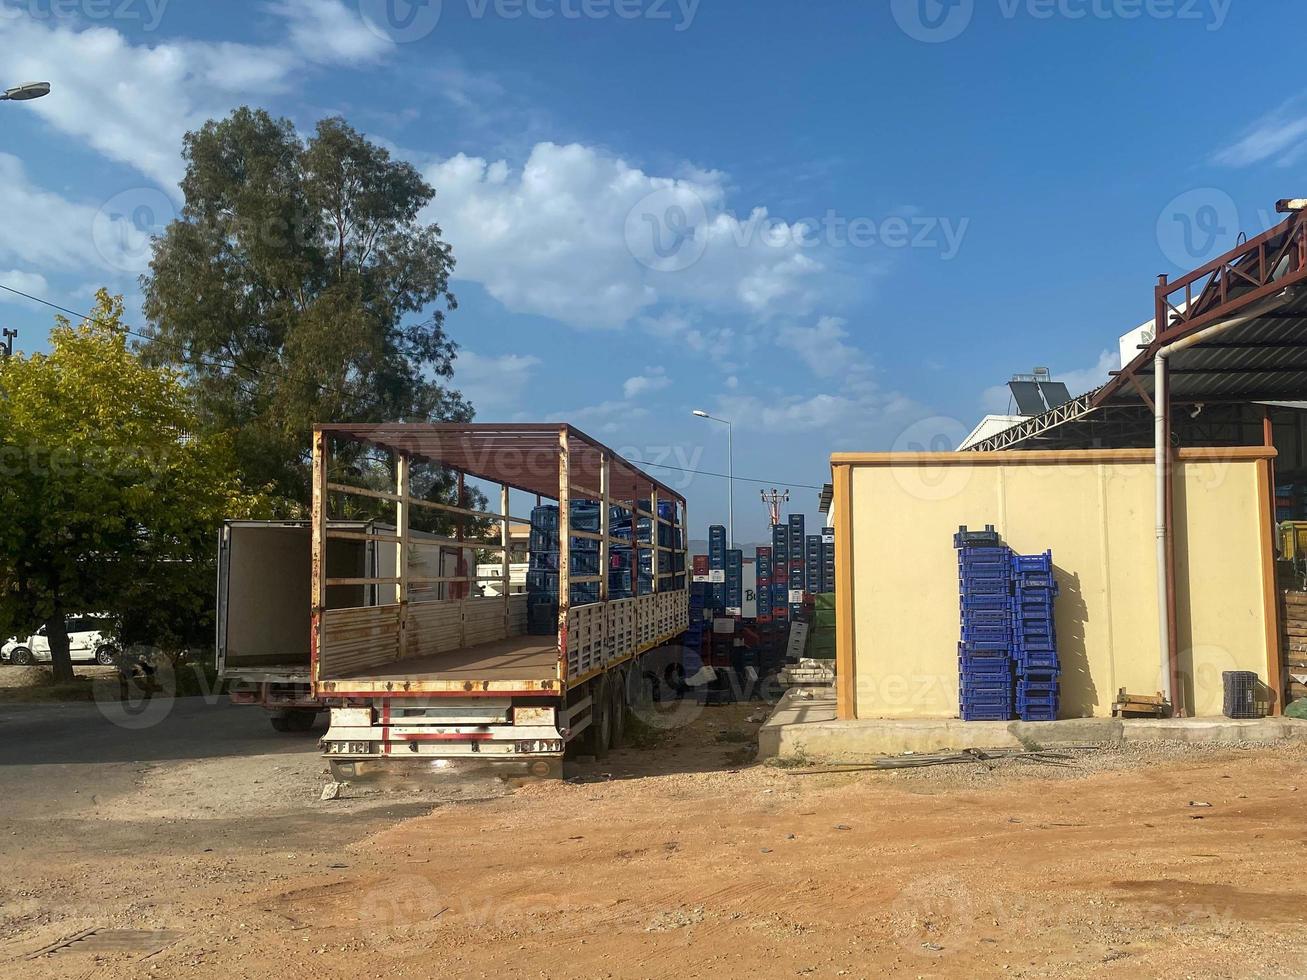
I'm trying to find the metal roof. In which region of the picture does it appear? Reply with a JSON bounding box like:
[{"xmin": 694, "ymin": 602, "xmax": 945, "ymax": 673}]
[
  {"xmin": 314, "ymin": 422, "xmax": 685, "ymax": 504},
  {"xmin": 967, "ymin": 208, "xmax": 1307, "ymax": 452}
]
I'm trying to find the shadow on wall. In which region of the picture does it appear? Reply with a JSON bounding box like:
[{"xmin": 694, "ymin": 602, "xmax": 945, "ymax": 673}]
[{"xmin": 1054, "ymin": 567, "xmax": 1096, "ymax": 717}]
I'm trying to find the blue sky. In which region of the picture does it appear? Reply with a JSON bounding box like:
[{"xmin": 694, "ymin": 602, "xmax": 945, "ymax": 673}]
[{"xmin": 0, "ymin": 0, "xmax": 1299, "ymax": 539}]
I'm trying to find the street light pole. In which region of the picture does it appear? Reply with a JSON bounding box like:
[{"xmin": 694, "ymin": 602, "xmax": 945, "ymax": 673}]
[
  {"xmin": 1, "ymin": 329, "xmax": 15, "ymax": 358},
  {"xmin": 692, "ymin": 410, "xmax": 734, "ymax": 549}
]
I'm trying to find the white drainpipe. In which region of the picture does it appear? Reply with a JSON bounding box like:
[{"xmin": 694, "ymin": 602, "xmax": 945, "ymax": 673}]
[{"xmin": 1153, "ymin": 287, "xmax": 1298, "ymax": 711}]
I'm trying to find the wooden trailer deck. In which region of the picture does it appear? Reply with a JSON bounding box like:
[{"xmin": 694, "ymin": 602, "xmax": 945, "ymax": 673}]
[{"xmin": 334, "ymin": 635, "xmax": 558, "ymax": 683}]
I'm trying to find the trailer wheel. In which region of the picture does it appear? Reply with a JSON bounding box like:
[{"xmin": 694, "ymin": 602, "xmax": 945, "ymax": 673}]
[
  {"xmin": 581, "ymin": 675, "xmax": 611, "ymax": 760},
  {"xmin": 608, "ymin": 671, "xmax": 628, "ymax": 750}
]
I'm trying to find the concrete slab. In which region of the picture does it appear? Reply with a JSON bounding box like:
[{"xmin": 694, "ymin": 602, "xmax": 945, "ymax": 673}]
[{"xmin": 756, "ymin": 688, "xmax": 1307, "ymax": 761}]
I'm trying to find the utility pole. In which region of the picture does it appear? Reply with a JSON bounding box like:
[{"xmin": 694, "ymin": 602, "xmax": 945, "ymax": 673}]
[
  {"xmin": 1, "ymin": 328, "xmax": 15, "ymax": 359},
  {"xmin": 761, "ymin": 488, "xmax": 789, "ymax": 528}
]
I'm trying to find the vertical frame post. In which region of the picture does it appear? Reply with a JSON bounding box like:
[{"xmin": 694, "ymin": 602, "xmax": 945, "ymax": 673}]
[
  {"xmin": 311, "ymin": 429, "xmax": 330, "ymax": 686},
  {"xmin": 395, "ymin": 452, "xmax": 410, "ymax": 658},
  {"xmin": 501, "ymin": 482, "xmax": 511, "ymax": 628},
  {"xmin": 834, "ymin": 462, "xmax": 856, "ymax": 721},
  {"xmin": 455, "ymin": 472, "xmax": 467, "ymax": 602},
  {"xmin": 599, "ymin": 454, "xmax": 610, "ymax": 603},
  {"xmin": 558, "ymin": 427, "xmax": 571, "ymax": 674},
  {"xmin": 650, "ymin": 485, "xmax": 659, "ymax": 595}
]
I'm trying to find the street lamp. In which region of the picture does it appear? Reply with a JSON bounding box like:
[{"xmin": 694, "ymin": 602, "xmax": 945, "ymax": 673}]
[
  {"xmin": 1, "ymin": 82, "xmax": 51, "ymax": 102},
  {"xmin": 692, "ymin": 409, "xmax": 734, "ymax": 549}
]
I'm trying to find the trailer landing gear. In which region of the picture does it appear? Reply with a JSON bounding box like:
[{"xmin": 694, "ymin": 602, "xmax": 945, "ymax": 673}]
[{"xmin": 270, "ymin": 709, "xmax": 318, "ymax": 733}]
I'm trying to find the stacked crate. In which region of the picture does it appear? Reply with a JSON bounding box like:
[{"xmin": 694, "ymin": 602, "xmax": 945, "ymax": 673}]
[
  {"xmin": 726, "ymin": 549, "xmax": 743, "ymax": 614},
  {"xmin": 805, "ymin": 534, "xmax": 822, "ymax": 600},
  {"xmin": 788, "ymin": 515, "xmax": 806, "ymax": 617},
  {"xmin": 820, "ymin": 527, "xmax": 835, "ymax": 593},
  {"xmin": 526, "ymin": 501, "xmax": 603, "ymax": 633},
  {"xmin": 708, "ymin": 525, "xmax": 727, "ymax": 612},
  {"xmin": 956, "ymin": 525, "xmax": 1014, "ymax": 721},
  {"xmin": 1011, "ymin": 550, "xmax": 1060, "ymax": 721},
  {"xmin": 771, "ymin": 524, "xmax": 790, "ymax": 620},
  {"xmin": 609, "ymin": 505, "xmax": 634, "ymax": 600},
  {"xmin": 756, "ymin": 546, "xmax": 773, "ymax": 624},
  {"xmin": 685, "ymin": 581, "xmax": 709, "ymax": 658}
]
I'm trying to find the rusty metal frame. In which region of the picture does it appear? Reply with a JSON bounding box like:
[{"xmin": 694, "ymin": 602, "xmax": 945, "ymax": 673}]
[{"xmin": 310, "ymin": 423, "xmax": 689, "ymax": 701}]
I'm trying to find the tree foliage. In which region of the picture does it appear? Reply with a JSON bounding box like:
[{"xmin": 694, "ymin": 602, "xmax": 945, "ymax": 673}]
[
  {"xmin": 0, "ymin": 291, "xmax": 270, "ymax": 681},
  {"xmin": 142, "ymin": 108, "xmax": 470, "ymax": 510}
]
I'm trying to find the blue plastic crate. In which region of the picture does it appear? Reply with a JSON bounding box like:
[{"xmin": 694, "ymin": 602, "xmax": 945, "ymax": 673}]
[
  {"xmin": 963, "ymin": 608, "xmax": 1009, "ymax": 625},
  {"xmin": 1014, "ymin": 654, "xmax": 1060, "ymax": 671},
  {"xmin": 962, "ymin": 707, "xmax": 1012, "ymax": 721},
  {"xmin": 960, "ymin": 578, "xmax": 1010, "ymax": 596},
  {"xmin": 1017, "ymin": 710, "xmax": 1057, "ymax": 722},
  {"xmin": 960, "ymin": 660, "xmax": 1012, "ymax": 676},
  {"xmin": 958, "ymin": 546, "xmax": 1010, "ymax": 561},
  {"xmin": 1012, "ymin": 572, "xmax": 1057, "ymax": 589},
  {"xmin": 1014, "ymin": 639, "xmax": 1058, "ymax": 654},
  {"xmin": 961, "ymin": 593, "xmax": 1012, "ymax": 610},
  {"xmin": 1011, "ymin": 551, "xmax": 1053, "ymax": 573},
  {"xmin": 954, "ymin": 525, "xmax": 1001, "ymax": 548},
  {"xmin": 1017, "ymin": 694, "xmax": 1058, "ymax": 709}
]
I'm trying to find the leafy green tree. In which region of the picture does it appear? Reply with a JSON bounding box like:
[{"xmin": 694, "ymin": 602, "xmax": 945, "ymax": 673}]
[
  {"xmin": 0, "ymin": 291, "xmax": 270, "ymax": 683},
  {"xmin": 142, "ymin": 108, "xmax": 470, "ymax": 510}
]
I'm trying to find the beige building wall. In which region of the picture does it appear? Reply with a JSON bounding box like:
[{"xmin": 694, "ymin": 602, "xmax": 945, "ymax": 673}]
[{"xmin": 833, "ymin": 449, "xmax": 1275, "ymax": 720}]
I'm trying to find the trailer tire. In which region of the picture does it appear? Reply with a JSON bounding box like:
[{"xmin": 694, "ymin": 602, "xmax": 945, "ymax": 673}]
[
  {"xmin": 581, "ymin": 675, "xmax": 611, "ymax": 760},
  {"xmin": 608, "ymin": 670, "xmax": 628, "ymax": 750}
]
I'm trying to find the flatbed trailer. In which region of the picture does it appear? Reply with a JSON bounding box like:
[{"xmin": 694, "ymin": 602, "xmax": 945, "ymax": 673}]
[{"xmin": 312, "ymin": 423, "xmax": 690, "ymax": 779}]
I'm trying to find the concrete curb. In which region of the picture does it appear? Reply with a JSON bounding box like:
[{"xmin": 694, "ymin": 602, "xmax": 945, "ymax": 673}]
[{"xmin": 756, "ymin": 687, "xmax": 1307, "ymax": 761}]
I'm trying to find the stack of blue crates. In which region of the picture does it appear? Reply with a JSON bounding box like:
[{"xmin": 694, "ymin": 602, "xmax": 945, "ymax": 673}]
[
  {"xmin": 708, "ymin": 525, "xmax": 727, "ymax": 611},
  {"xmin": 771, "ymin": 524, "xmax": 790, "ymax": 619},
  {"xmin": 1011, "ymin": 550, "xmax": 1060, "ymax": 721},
  {"xmin": 686, "ymin": 581, "xmax": 708, "ymax": 651},
  {"xmin": 725, "ymin": 549, "xmax": 743, "ymax": 612},
  {"xmin": 956, "ymin": 525, "xmax": 1014, "ymax": 721},
  {"xmin": 526, "ymin": 502, "xmax": 603, "ymax": 634}
]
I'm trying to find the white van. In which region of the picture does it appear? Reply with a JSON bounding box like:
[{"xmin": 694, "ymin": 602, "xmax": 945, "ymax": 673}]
[{"xmin": 1, "ymin": 616, "xmax": 118, "ymax": 666}]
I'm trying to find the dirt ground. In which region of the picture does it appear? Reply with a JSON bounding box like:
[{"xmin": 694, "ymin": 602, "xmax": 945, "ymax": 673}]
[{"xmin": 2, "ymin": 698, "xmax": 1307, "ymax": 979}]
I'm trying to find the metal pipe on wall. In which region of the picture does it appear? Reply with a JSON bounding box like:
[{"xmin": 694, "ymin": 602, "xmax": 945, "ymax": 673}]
[{"xmin": 1153, "ymin": 286, "xmax": 1300, "ymax": 715}]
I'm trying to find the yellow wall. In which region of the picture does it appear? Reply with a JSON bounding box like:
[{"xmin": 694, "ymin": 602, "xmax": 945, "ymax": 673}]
[{"xmin": 836, "ymin": 451, "xmax": 1273, "ymax": 720}]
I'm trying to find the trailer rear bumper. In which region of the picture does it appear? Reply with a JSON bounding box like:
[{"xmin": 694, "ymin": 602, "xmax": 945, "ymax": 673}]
[
  {"xmin": 229, "ymin": 680, "xmax": 324, "ymax": 711},
  {"xmin": 321, "ymin": 701, "xmax": 565, "ymax": 768}
]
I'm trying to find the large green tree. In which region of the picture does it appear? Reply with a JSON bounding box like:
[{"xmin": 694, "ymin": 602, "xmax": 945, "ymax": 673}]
[
  {"xmin": 142, "ymin": 108, "xmax": 470, "ymax": 509},
  {"xmin": 0, "ymin": 291, "xmax": 270, "ymax": 682}
]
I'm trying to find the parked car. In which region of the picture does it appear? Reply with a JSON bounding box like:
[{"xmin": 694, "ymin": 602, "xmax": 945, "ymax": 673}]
[{"xmin": 1, "ymin": 616, "xmax": 119, "ymax": 666}]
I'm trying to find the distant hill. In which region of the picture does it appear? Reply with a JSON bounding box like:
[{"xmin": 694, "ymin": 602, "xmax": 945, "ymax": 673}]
[{"xmin": 688, "ymin": 539, "xmax": 774, "ymax": 559}]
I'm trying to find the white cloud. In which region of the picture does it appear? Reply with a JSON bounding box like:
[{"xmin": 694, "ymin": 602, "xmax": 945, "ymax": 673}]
[
  {"xmin": 0, "ymin": 1, "xmax": 386, "ymax": 192},
  {"xmin": 422, "ymin": 142, "xmax": 836, "ymax": 329},
  {"xmin": 778, "ymin": 315, "xmax": 864, "ymax": 378},
  {"xmin": 0, "ymin": 155, "xmax": 108, "ymax": 274},
  {"xmin": 1214, "ymin": 97, "xmax": 1307, "ymax": 168},
  {"xmin": 265, "ymin": 0, "xmax": 392, "ymax": 63},
  {"xmin": 0, "ymin": 269, "xmax": 50, "ymax": 305},
  {"xmin": 623, "ymin": 369, "xmax": 671, "ymax": 399},
  {"xmin": 454, "ymin": 350, "xmax": 541, "ymax": 418}
]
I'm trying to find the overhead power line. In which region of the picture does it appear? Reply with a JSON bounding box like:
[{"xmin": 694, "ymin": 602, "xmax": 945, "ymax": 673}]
[{"xmin": 0, "ymin": 282, "xmax": 826, "ymax": 492}]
